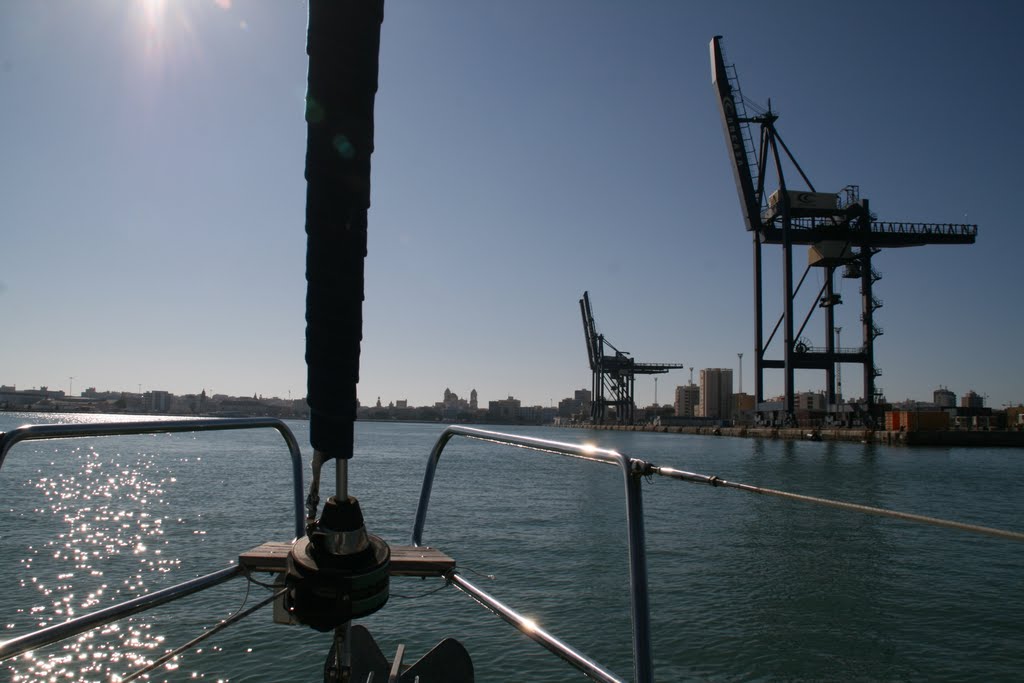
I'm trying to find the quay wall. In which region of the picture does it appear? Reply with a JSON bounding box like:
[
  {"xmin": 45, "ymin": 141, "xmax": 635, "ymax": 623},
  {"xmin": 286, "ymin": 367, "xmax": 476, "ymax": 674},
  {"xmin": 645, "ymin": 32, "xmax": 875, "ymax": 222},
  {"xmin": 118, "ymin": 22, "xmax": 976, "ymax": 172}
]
[{"xmin": 563, "ymin": 423, "xmax": 1024, "ymax": 448}]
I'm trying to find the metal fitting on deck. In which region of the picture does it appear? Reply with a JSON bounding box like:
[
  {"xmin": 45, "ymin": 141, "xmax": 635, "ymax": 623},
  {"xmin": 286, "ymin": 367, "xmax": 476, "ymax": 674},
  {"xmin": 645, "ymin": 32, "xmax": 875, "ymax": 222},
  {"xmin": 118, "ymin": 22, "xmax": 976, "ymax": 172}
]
[{"xmin": 285, "ymin": 495, "xmax": 390, "ymax": 632}]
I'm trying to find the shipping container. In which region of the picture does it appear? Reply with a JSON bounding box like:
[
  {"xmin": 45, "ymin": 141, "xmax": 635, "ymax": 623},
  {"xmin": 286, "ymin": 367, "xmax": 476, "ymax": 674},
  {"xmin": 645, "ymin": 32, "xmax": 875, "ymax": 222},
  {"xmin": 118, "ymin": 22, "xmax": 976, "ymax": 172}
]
[{"xmin": 885, "ymin": 410, "xmax": 950, "ymax": 432}]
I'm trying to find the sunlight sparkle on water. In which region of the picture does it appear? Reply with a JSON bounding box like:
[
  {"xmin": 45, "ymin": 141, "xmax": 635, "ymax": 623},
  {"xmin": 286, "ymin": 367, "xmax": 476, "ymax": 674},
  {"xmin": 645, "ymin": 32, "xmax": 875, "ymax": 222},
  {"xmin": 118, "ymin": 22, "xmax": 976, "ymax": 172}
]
[{"xmin": 2, "ymin": 434, "xmax": 198, "ymax": 683}]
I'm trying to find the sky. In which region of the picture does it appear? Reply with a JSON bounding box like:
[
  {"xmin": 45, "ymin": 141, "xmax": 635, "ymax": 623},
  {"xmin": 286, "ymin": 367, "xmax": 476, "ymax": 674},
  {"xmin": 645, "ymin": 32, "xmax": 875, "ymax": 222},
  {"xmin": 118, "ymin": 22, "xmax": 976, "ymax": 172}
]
[{"xmin": 2, "ymin": 1, "xmax": 1023, "ymax": 410}]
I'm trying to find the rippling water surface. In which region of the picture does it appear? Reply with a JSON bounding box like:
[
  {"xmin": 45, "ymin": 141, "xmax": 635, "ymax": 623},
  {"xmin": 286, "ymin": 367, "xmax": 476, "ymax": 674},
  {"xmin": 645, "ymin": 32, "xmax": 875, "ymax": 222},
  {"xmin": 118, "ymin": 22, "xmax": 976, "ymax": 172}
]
[{"xmin": 1, "ymin": 413, "xmax": 1023, "ymax": 681}]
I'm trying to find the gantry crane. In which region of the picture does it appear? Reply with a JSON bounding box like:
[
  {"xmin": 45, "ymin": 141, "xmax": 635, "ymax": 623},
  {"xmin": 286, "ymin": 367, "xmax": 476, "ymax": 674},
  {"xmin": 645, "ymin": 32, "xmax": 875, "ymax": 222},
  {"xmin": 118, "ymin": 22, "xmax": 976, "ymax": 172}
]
[
  {"xmin": 580, "ymin": 291, "xmax": 684, "ymax": 425},
  {"xmin": 710, "ymin": 36, "xmax": 977, "ymax": 425}
]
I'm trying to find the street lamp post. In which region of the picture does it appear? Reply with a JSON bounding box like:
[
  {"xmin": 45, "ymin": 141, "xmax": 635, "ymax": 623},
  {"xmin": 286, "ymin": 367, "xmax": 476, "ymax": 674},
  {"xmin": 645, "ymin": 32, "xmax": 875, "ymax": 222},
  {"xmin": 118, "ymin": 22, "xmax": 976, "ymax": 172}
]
[
  {"xmin": 834, "ymin": 326, "xmax": 843, "ymax": 424},
  {"xmin": 737, "ymin": 353, "xmax": 743, "ymax": 394}
]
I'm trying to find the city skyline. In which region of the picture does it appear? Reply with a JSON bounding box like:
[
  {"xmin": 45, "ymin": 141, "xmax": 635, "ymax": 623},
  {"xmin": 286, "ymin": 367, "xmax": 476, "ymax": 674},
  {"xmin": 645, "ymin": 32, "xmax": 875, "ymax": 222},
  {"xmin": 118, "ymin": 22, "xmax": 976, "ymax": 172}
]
[
  {"xmin": 4, "ymin": 376, "xmax": 1006, "ymax": 414},
  {"xmin": 3, "ymin": 2, "xmax": 1023, "ymax": 410}
]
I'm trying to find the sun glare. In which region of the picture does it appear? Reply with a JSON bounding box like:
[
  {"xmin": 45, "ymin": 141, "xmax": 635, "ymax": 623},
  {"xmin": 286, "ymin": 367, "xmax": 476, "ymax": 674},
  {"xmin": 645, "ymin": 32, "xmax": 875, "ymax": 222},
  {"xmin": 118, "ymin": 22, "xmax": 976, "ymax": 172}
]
[
  {"xmin": 129, "ymin": 0, "xmax": 238, "ymax": 71},
  {"xmin": 138, "ymin": 0, "xmax": 169, "ymax": 39},
  {"xmin": 132, "ymin": 0, "xmax": 183, "ymax": 65}
]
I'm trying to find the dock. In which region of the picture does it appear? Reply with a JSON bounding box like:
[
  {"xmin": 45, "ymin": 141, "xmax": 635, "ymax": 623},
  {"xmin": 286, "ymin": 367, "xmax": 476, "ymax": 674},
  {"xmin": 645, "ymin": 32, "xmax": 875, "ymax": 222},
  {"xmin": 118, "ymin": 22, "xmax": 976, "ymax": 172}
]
[{"xmin": 565, "ymin": 424, "xmax": 1024, "ymax": 448}]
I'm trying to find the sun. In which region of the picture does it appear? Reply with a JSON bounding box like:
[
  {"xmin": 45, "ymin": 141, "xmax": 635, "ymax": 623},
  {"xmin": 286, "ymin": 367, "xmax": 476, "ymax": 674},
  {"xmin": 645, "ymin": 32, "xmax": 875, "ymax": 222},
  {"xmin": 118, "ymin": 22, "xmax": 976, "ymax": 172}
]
[
  {"xmin": 129, "ymin": 0, "xmax": 222, "ymax": 71},
  {"xmin": 130, "ymin": 0, "xmax": 239, "ymax": 60},
  {"xmin": 118, "ymin": 0, "xmax": 244, "ymax": 86},
  {"xmin": 132, "ymin": 0, "xmax": 178, "ymax": 63},
  {"xmin": 138, "ymin": 0, "xmax": 169, "ymax": 35}
]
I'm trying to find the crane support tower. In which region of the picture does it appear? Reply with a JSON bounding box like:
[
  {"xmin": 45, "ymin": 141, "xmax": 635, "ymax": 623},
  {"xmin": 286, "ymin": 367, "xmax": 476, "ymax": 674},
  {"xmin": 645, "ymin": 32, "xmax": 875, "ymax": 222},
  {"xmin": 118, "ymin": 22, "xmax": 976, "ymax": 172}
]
[
  {"xmin": 580, "ymin": 291, "xmax": 684, "ymax": 425},
  {"xmin": 710, "ymin": 36, "xmax": 977, "ymax": 426}
]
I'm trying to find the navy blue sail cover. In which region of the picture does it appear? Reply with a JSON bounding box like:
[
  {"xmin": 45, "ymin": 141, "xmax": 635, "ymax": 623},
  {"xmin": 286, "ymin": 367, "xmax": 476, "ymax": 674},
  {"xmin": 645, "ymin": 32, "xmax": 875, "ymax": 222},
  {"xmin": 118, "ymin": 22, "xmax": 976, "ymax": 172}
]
[{"xmin": 304, "ymin": 0, "xmax": 385, "ymax": 457}]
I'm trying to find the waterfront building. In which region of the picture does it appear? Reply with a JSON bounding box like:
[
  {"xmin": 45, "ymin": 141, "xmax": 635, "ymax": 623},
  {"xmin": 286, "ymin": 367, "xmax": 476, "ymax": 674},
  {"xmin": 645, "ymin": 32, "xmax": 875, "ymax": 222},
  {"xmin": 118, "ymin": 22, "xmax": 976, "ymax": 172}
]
[
  {"xmin": 892, "ymin": 399, "xmax": 937, "ymax": 411},
  {"xmin": 674, "ymin": 384, "xmax": 700, "ymax": 417},
  {"xmin": 438, "ymin": 387, "xmax": 475, "ymax": 419},
  {"xmin": 88, "ymin": 387, "xmax": 127, "ymax": 400},
  {"xmin": 794, "ymin": 391, "xmax": 827, "ymax": 412},
  {"xmin": 558, "ymin": 389, "xmax": 591, "ymax": 420},
  {"xmin": 517, "ymin": 404, "xmax": 557, "ymax": 424},
  {"xmin": 961, "ymin": 390, "xmax": 984, "ymax": 409},
  {"xmin": 149, "ymin": 391, "xmax": 172, "ymax": 412},
  {"xmin": 699, "ymin": 368, "xmax": 734, "ymax": 420},
  {"xmin": 0, "ymin": 386, "xmax": 66, "ymax": 408},
  {"xmin": 488, "ymin": 396, "xmax": 522, "ymax": 421},
  {"xmin": 934, "ymin": 387, "xmax": 957, "ymax": 408},
  {"xmin": 1005, "ymin": 405, "xmax": 1024, "ymax": 428}
]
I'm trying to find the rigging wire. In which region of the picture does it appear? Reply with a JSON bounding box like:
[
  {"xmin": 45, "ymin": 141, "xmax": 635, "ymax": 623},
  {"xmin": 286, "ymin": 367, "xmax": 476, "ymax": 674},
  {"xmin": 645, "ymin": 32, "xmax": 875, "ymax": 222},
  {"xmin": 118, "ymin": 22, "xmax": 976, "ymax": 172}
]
[
  {"xmin": 390, "ymin": 581, "xmax": 451, "ymax": 600},
  {"xmin": 651, "ymin": 464, "xmax": 1024, "ymax": 543},
  {"xmin": 392, "ymin": 565, "xmax": 496, "ymax": 599},
  {"xmin": 460, "ymin": 565, "xmax": 497, "ymax": 581},
  {"xmin": 241, "ymin": 565, "xmax": 283, "ymax": 590},
  {"xmin": 116, "ymin": 587, "xmax": 287, "ymax": 683},
  {"xmin": 742, "ymin": 95, "xmax": 769, "ymax": 117}
]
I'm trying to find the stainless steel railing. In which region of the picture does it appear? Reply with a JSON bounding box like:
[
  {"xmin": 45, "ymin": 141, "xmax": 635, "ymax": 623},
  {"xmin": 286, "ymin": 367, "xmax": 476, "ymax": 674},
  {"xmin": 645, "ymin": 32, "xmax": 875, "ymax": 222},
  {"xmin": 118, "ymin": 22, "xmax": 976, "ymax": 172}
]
[
  {"xmin": 8, "ymin": 419, "xmax": 1015, "ymax": 679},
  {"xmin": 0, "ymin": 565, "xmax": 242, "ymax": 661},
  {"xmin": 0, "ymin": 417, "xmax": 305, "ymax": 538},
  {"xmin": 0, "ymin": 417, "xmax": 305, "ymax": 662},
  {"xmin": 409, "ymin": 425, "xmax": 1024, "ymax": 683},
  {"xmin": 411, "ymin": 426, "xmax": 654, "ymax": 683}
]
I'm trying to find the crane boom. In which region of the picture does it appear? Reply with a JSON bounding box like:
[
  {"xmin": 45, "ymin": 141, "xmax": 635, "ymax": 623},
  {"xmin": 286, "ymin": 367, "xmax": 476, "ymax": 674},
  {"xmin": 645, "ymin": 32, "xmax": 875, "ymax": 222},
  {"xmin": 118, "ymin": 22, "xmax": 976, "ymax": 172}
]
[
  {"xmin": 579, "ymin": 291, "xmax": 684, "ymax": 424},
  {"xmin": 710, "ymin": 36, "xmax": 761, "ymax": 232},
  {"xmin": 710, "ymin": 34, "xmax": 977, "ymax": 424},
  {"xmin": 580, "ymin": 292, "xmax": 600, "ymax": 372}
]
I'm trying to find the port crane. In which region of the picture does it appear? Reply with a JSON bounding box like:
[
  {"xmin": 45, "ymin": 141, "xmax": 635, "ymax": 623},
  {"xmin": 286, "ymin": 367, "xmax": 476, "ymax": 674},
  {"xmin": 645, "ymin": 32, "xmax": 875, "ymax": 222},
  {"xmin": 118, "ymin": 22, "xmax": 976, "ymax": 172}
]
[
  {"xmin": 580, "ymin": 291, "xmax": 684, "ymax": 425},
  {"xmin": 710, "ymin": 36, "xmax": 977, "ymax": 424}
]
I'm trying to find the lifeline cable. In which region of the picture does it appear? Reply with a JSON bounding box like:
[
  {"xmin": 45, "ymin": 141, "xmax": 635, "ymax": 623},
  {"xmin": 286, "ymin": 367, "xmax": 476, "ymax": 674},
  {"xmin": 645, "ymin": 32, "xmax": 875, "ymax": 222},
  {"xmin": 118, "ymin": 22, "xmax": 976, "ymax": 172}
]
[
  {"xmin": 651, "ymin": 464, "xmax": 1024, "ymax": 543},
  {"xmin": 390, "ymin": 581, "xmax": 450, "ymax": 600},
  {"xmin": 117, "ymin": 588, "xmax": 286, "ymax": 683}
]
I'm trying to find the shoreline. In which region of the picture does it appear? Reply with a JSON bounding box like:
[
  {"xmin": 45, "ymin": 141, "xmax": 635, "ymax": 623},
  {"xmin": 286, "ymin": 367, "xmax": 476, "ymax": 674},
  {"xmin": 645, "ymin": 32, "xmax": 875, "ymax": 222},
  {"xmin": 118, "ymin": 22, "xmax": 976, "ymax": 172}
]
[
  {"xmin": 5, "ymin": 409, "xmax": 1023, "ymax": 447},
  {"xmin": 561, "ymin": 423, "xmax": 1024, "ymax": 447}
]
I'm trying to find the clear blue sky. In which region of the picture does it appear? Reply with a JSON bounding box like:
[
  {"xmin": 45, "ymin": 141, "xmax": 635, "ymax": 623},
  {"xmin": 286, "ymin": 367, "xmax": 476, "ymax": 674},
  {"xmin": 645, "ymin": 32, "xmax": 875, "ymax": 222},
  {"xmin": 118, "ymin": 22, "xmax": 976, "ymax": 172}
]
[{"xmin": 2, "ymin": 1, "xmax": 1022, "ymax": 409}]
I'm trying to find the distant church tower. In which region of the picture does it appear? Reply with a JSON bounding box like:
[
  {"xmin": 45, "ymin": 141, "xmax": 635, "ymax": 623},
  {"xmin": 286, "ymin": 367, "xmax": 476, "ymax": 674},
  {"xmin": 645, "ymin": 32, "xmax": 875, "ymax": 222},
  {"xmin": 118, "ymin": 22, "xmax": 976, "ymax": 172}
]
[{"xmin": 470, "ymin": 389, "xmax": 478, "ymax": 410}]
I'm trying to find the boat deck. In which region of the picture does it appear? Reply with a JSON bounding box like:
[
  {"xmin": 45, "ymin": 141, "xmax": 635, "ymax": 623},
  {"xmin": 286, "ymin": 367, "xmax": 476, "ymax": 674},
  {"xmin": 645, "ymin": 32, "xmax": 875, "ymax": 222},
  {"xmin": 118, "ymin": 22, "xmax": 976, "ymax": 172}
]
[{"xmin": 240, "ymin": 542, "xmax": 456, "ymax": 578}]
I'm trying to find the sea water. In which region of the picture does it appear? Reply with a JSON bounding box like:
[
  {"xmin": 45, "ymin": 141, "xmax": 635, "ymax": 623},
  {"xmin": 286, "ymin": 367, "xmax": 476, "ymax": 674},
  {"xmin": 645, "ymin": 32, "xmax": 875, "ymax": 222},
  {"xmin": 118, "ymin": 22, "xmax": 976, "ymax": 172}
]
[{"xmin": 1, "ymin": 412, "xmax": 1022, "ymax": 681}]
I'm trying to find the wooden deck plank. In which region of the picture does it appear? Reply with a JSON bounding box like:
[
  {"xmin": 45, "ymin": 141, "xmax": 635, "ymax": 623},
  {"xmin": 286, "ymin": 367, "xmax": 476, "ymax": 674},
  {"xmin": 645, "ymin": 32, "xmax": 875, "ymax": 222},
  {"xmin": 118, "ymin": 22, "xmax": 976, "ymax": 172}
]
[
  {"xmin": 391, "ymin": 545, "xmax": 456, "ymax": 577},
  {"xmin": 239, "ymin": 542, "xmax": 455, "ymax": 578}
]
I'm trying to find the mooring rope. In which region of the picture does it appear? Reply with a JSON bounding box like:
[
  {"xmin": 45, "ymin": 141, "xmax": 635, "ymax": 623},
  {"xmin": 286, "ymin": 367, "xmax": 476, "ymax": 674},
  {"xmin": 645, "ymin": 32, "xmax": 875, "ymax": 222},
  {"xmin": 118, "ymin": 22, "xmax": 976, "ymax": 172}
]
[{"xmin": 651, "ymin": 464, "xmax": 1024, "ymax": 543}]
